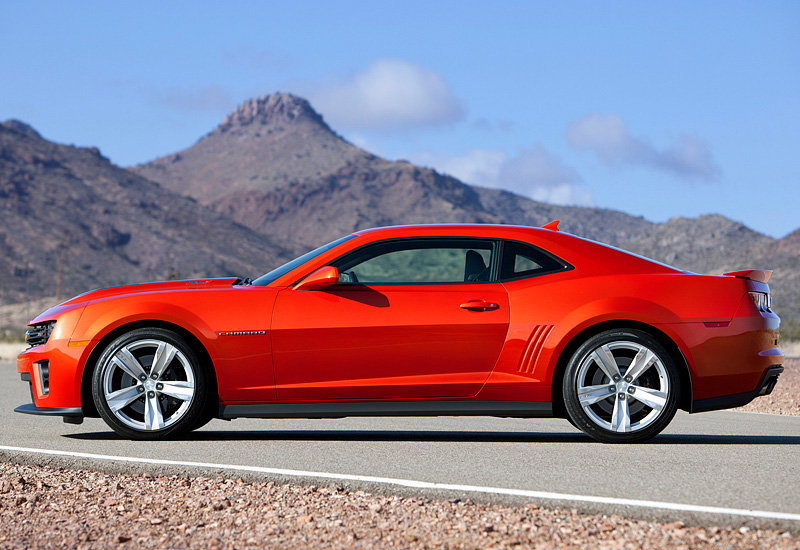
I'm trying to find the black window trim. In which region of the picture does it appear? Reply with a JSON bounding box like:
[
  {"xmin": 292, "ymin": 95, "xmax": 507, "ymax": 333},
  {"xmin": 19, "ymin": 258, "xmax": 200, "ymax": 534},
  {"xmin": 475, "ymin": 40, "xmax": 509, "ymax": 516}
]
[
  {"xmin": 497, "ymin": 239, "xmax": 574, "ymax": 282},
  {"xmin": 325, "ymin": 236, "xmax": 501, "ymax": 286}
]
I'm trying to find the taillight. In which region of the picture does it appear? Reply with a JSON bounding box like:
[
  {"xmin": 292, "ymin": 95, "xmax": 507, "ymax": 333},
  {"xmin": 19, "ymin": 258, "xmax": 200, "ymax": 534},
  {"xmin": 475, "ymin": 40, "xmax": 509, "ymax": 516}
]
[{"xmin": 749, "ymin": 292, "xmax": 772, "ymax": 312}]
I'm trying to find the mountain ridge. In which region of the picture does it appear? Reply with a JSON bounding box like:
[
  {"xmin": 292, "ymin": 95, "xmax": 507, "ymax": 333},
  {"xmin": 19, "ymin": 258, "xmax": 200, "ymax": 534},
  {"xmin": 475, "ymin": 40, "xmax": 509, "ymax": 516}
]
[
  {"xmin": 0, "ymin": 119, "xmax": 292, "ymax": 306},
  {"xmin": 2, "ymin": 92, "xmax": 798, "ymax": 322},
  {"xmin": 132, "ymin": 93, "xmax": 372, "ymax": 204},
  {"xmin": 133, "ymin": 93, "xmax": 655, "ymax": 252}
]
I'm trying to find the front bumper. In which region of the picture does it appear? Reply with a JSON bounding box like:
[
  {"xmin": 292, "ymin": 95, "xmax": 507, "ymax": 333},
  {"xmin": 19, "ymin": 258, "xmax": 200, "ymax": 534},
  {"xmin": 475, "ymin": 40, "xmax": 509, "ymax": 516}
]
[
  {"xmin": 14, "ymin": 403, "xmax": 84, "ymax": 424},
  {"xmin": 15, "ymin": 369, "xmax": 85, "ymax": 424}
]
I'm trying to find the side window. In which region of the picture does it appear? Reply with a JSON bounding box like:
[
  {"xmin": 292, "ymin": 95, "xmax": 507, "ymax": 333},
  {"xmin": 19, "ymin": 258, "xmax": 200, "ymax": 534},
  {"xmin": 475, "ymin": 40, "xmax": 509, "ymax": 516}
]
[
  {"xmin": 334, "ymin": 239, "xmax": 494, "ymax": 284},
  {"xmin": 500, "ymin": 240, "xmax": 568, "ymax": 281}
]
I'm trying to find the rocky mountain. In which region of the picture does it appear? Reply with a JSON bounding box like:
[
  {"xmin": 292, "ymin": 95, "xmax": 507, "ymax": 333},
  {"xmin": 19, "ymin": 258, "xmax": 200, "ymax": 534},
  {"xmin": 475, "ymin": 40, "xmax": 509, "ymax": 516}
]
[
  {"xmin": 2, "ymin": 92, "xmax": 798, "ymax": 325},
  {"xmin": 133, "ymin": 93, "xmax": 798, "ymax": 320},
  {"xmin": 133, "ymin": 94, "xmax": 370, "ymax": 204},
  {"xmin": 133, "ymin": 93, "xmax": 653, "ymax": 252},
  {"xmin": 623, "ymin": 215, "xmax": 799, "ymax": 320},
  {"xmin": 0, "ymin": 120, "xmax": 292, "ymax": 307},
  {"xmin": 624, "ymin": 214, "xmax": 774, "ymax": 274}
]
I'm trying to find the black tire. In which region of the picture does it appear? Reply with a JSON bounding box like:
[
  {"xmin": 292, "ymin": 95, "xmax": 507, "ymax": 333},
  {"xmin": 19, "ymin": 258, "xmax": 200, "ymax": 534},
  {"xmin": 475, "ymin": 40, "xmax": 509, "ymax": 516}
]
[
  {"xmin": 91, "ymin": 328, "xmax": 210, "ymax": 440},
  {"xmin": 562, "ymin": 329, "xmax": 680, "ymax": 443}
]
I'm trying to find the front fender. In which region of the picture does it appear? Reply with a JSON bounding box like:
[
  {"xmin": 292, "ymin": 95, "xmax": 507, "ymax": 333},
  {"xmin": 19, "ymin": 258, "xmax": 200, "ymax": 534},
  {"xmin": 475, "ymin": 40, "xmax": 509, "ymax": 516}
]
[{"xmin": 74, "ymin": 300, "xmax": 215, "ymax": 350}]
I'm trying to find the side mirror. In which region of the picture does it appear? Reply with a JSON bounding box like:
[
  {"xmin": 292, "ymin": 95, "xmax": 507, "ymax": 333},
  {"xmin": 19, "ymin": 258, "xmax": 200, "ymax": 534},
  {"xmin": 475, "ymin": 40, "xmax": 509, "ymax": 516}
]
[{"xmin": 292, "ymin": 266, "xmax": 339, "ymax": 291}]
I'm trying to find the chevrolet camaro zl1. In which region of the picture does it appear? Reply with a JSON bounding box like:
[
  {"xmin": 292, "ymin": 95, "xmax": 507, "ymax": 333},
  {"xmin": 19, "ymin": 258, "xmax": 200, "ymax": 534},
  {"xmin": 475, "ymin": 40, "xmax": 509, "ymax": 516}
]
[{"xmin": 16, "ymin": 223, "xmax": 784, "ymax": 443}]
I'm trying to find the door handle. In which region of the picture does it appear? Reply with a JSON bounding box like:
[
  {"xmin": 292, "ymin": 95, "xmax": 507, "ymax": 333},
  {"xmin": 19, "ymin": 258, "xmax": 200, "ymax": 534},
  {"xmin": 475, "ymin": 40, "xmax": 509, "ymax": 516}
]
[{"xmin": 460, "ymin": 300, "xmax": 500, "ymax": 311}]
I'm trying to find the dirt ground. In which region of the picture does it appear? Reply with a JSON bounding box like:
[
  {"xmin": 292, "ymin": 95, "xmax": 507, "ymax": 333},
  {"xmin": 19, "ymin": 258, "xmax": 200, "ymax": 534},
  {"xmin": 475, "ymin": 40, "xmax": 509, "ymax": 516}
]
[
  {"xmin": 737, "ymin": 357, "xmax": 799, "ymax": 415},
  {"xmin": 0, "ymin": 462, "xmax": 797, "ymax": 550}
]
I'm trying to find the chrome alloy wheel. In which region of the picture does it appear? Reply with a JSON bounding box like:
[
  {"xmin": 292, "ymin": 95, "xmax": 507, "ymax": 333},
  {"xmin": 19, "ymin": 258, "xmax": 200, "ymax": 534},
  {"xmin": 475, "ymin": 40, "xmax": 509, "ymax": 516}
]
[
  {"xmin": 101, "ymin": 338, "xmax": 196, "ymax": 431},
  {"xmin": 575, "ymin": 341, "xmax": 669, "ymax": 433}
]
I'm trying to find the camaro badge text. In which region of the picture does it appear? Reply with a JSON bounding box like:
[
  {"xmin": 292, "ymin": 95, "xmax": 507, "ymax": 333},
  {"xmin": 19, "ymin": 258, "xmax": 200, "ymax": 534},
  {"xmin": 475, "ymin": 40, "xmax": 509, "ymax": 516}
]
[{"xmin": 218, "ymin": 331, "xmax": 267, "ymax": 336}]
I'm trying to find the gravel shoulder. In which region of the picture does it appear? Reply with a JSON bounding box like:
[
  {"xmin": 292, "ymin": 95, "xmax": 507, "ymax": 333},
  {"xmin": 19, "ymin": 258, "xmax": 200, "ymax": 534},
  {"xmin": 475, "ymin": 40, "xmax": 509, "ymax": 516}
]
[
  {"xmin": 1, "ymin": 462, "xmax": 797, "ymax": 549},
  {"xmin": 736, "ymin": 358, "xmax": 800, "ymax": 415}
]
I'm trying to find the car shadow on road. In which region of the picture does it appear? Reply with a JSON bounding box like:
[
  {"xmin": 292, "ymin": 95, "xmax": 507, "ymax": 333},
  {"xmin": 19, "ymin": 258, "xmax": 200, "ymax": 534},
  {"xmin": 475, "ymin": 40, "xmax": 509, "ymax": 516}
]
[{"xmin": 63, "ymin": 430, "xmax": 800, "ymax": 445}]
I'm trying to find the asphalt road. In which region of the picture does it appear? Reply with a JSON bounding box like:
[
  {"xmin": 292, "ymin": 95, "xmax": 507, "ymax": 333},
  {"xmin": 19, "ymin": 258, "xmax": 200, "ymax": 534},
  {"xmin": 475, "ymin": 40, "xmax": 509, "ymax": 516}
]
[{"xmin": 1, "ymin": 360, "xmax": 799, "ymax": 532}]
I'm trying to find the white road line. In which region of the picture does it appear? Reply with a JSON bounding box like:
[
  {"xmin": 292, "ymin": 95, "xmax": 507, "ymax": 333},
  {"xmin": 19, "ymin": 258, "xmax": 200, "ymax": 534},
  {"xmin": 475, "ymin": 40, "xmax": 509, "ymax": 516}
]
[{"xmin": 2, "ymin": 445, "xmax": 799, "ymax": 523}]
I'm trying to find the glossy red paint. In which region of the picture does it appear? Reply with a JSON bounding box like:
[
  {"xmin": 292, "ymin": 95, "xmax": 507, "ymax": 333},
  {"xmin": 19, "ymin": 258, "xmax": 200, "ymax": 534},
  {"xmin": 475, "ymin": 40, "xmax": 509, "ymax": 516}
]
[
  {"xmin": 16, "ymin": 224, "xmax": 783, "ymax": 441},
  {"xmin": 293, "ymin": 266, "xmax": 340, "ymax": 291},
  {"xmin": 272, "ymin": 283, "xmax": 509, "ymax": 400}
]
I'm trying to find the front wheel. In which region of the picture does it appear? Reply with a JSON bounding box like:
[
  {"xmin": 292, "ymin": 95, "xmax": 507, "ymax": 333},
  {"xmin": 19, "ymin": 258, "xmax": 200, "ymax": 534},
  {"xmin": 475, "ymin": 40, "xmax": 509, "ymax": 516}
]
[
  {"xmin": 91, "ymin": 328, "xmax": 210, "ymax": 440},
  {"xmin": 563, "ymin": 329, "xmax": 680, "ymax": 443}
]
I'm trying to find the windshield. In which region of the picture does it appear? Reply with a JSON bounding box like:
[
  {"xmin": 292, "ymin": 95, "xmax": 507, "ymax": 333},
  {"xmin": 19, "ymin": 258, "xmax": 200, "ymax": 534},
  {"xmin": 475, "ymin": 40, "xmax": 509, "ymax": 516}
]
[{"xmin": 251, "ymin": 235, "xmax": 355, "ymax": 287}]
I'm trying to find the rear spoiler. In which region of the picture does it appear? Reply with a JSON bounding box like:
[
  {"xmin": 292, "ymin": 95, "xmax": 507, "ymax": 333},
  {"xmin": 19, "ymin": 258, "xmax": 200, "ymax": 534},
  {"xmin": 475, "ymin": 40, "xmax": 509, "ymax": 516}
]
[{"xmin": 723, "ymin": 270, "xmax": 772, "ymax": 283}]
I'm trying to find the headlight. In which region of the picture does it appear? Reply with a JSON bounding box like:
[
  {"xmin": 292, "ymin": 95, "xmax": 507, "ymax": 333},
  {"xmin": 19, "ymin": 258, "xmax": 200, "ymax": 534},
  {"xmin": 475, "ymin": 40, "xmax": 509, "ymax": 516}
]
[{"xmin": 25, "ymin": 321, "xmax": 56, "ymax": 348}]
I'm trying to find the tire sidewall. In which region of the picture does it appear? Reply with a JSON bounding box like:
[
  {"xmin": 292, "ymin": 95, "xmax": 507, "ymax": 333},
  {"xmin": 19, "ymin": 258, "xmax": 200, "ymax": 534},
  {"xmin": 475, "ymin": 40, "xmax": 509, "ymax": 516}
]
[
  {"xmin": 563, "ymin": 329, "xmax": 680, "ymax": 443},
  {"xmin": 91, "ymin": 328, "xmax": 208, "ymax": 440}
]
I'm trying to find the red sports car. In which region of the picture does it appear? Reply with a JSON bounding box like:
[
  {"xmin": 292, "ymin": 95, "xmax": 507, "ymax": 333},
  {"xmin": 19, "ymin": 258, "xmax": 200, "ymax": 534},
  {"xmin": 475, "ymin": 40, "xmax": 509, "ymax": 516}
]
[{"xmin": 16, "ymin": 223, "xmax": 783, "ymax": 443}]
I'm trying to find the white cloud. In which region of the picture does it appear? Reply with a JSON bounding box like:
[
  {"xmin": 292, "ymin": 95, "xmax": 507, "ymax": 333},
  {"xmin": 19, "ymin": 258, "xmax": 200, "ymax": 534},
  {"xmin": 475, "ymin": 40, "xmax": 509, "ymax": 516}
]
[
  {"xmin": 411, "ymin": 146, "xmax": 594, "ymax": 207},
  {"xmin": 566, "ymin": 113, "xmax": 719, "ymax": 181},
  {"xmin": 310, "ymin": 59, "xmax": 465, "ymax": 131},
  {"xmin": 415, "ymin": 148, "xmax": 507, "ymax": 188}
]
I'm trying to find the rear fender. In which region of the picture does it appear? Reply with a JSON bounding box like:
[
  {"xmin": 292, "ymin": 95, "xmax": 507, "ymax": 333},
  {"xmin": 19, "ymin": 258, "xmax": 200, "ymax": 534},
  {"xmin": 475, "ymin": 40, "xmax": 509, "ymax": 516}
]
[
  {"xmin": 544, "ymin": 296, "xmax": 685, "ymax": 374},
  {"xmin": 540, "ymin": 297, "xmax": 696, "ymax": 414}
]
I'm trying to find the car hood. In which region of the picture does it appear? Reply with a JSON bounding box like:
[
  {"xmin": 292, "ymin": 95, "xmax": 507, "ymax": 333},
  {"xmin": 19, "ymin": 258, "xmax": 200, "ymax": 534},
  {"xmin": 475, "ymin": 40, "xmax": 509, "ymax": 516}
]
[
  {"xmin": 28, "ymin": 278, "xmax": 244, "ymax": 325},
  {"xmin": 58, "ymin": 278, "xmax": 242, "ymax": 307}
]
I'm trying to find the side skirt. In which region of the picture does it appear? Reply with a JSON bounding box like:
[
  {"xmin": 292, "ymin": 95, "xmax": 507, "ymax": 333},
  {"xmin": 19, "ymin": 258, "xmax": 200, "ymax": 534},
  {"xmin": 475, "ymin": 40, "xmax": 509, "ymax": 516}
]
[{"xmin": 219, "ymin": 401, "xmax": 553, "ymax": 420}]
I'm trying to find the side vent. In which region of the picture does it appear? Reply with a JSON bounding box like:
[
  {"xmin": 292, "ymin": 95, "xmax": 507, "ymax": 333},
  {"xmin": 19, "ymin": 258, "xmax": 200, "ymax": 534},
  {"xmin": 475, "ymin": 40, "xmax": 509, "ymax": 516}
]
[{"xmin": 517, "ymin": 325, "xmax": 554, "ymax": 373}]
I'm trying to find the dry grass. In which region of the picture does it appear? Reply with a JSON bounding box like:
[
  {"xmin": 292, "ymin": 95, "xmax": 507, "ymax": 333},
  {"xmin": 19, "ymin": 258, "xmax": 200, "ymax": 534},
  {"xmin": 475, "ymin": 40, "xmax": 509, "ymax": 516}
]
[
  {"xmin": 0, "ymin": 342, "xmax": 25, "ymax": 362},
  {"xmin": 0, "ymin": 297, "xmax": 60, "ymax": 328},
  {"xmin": 779, "ymin": 340, "xmax": 800, "ymax": 358}
]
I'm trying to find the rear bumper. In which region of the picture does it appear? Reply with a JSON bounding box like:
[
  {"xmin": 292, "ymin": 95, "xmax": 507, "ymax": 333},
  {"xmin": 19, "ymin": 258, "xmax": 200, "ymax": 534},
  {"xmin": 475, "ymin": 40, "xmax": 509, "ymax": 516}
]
[{"xmin": 691, "ymin": 365, "xmax": 784, "ymax": 413}]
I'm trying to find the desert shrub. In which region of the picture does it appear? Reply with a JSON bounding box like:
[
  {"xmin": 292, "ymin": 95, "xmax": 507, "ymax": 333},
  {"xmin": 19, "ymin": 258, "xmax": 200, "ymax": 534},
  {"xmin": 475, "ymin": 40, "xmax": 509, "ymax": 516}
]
[
  {"xmin": 780, "ymin": 317, "xmax": 800, "ymax": 342},
  {"xmin": 0, "ymin": 327, "xmax": 25, "ymax": 343}
]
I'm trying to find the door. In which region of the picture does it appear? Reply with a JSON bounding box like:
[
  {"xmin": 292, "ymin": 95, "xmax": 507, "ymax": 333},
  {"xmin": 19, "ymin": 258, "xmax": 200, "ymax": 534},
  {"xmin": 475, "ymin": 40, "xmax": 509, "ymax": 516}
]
[{"xmin": 271, "ymin": 239, "xmax": 510, "ymax": 400}]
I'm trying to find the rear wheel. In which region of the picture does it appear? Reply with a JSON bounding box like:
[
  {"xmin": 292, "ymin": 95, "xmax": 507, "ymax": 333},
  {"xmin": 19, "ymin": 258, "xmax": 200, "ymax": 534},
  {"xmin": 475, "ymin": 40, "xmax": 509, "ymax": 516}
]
[
  {"xmin": 91, "ymin": 328, "xmax": 210, "ymax": 440},
  {"xmin": 563, "ymin": 329, "xmax": 680, "ymax": 443}
]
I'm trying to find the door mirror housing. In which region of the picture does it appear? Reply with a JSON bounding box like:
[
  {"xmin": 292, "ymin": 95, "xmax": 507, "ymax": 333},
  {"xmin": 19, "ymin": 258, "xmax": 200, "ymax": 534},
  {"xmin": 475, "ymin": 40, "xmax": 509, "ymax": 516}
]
[{"xmin": 293, "ymin": 266, "xmax": 339, "ymax": 291}]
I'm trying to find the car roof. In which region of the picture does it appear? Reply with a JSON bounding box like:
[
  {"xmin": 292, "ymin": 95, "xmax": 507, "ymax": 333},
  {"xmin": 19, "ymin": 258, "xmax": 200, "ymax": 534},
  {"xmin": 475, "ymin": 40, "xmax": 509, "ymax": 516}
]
[
  {"xmin": 268, "ymin": 223, "xmax": 681, "ymax": 288},
  {"xmin": 353, "ymin": 223, "xmax": 552, "ymax": 240}
]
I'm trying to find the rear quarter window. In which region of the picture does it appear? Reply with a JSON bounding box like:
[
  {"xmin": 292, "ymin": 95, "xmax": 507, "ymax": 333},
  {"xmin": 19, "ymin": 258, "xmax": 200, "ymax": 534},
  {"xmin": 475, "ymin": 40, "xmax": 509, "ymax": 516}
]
[{"xmin": 499, "ymin": 240, "xmax": 571, "ymax": 281}]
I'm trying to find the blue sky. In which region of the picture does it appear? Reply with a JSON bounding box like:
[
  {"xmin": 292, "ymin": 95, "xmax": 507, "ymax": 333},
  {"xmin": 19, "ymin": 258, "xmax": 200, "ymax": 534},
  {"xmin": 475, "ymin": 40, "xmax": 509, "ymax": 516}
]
[{"xmin": 2, "ymin": 1, "xmax": 798, "ymax": 238}]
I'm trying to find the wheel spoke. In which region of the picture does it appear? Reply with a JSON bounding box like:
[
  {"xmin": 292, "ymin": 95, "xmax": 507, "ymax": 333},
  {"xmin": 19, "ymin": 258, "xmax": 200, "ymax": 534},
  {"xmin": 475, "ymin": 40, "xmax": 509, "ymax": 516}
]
[
  {"xmin": 106, "ymin": 385, "xmax": 141, "ymax": 412},
  {"xmin": 611, "ymin": 394, "xmax": 630, "ymax": 432},
  {"xmin": 631, "ymin": 386, "xmax": 667, "ymax": 411},
  {"xmin": 159, "ymin": 381, "xmax": 194, "ymax": 401},
  {"xmin": 112, "ymin": 348, "xmax": 147, "ymax": 380},
  {"xmin": 144, "ymin": 393, "xmax": 165, "ymax": 430},
  {"xmin": 592, "ymin": 345, "xmax": 621, "ymax": 380},
  {"xmin": 578, "ymin": 384, "xmax": 615, "ymax": 406},
  {"xmin": 625, "ymin": 347, "xmax": 656, "ymax": 382},
  {"xmin": 150, "ymin": 342, "xmax": 177, "ymax": 380}
]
